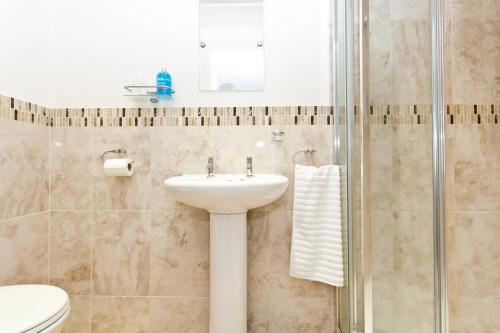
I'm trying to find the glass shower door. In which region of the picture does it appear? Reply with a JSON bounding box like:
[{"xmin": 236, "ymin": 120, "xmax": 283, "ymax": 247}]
[{"xmin": 335, "ymin": 0, "xmax": 447, "ymax": 331}]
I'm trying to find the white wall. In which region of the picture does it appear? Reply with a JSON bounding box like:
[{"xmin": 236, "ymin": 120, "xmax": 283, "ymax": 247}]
[
  {"xmin": 0, "ymin": 0, "xmax": 53, "ymax": 106},
  {"xmin": 1, "ymin": 0, "xmax": 331, "ymax": 108}
]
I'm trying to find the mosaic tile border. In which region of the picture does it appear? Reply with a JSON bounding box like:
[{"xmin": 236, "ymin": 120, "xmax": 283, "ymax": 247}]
[
  {"xmin": 1, "ymin": 95, "xmax": 499, "ymax": 127},
  {"xmin": 0, "ymin": 95, "xmax": 49, "ymax": 126}
]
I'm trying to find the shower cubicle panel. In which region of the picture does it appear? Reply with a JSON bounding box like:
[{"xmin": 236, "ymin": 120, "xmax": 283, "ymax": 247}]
[{"xmin": 336, "ymin": 0, "xmax": 448, "ymax": 331}]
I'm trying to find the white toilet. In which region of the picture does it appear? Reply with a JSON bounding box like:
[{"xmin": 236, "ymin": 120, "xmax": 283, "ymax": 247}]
[{"xmin": 0, "ymin": 285, "xmax": 70, "ymax": 333}]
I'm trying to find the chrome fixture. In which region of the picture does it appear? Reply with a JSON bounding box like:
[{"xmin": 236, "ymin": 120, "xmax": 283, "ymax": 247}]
[
  {"xmin": 246, "ymin": 157, "xmax": 254, "ymax": 177},
  {"xmin": 207, "ymin": 157, "xmax": 215, "ymax": 178},
  {"xmin": 432, "ymin": 0, "xmax": 448, "ymax": 331},
  {"xmin": 100, "ymin": 149, "xmax": 127, "ymax": 162},
  {"xmin": 123, "ymin": 85, "xmax": 175, "ymax": 103},
  {"xmin": 271, "ymin": 129, "xmax": 285, "ymax": 141},
  {"xmin": 292, "ymin": 149, "xmax": 316, "ymax": 164}
]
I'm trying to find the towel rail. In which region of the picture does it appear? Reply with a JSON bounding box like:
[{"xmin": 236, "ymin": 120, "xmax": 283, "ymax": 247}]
[{"xmin": 292, "ymin": 149, "xmax": 316, "ymax": 164}]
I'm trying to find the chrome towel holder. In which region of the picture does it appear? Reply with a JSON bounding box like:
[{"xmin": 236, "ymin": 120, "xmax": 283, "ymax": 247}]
[{"xmin": 292, "ymin": 149, "xmax": 316, "ymax": 164}]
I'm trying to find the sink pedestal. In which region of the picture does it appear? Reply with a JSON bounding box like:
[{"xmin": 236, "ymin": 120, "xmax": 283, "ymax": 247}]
[{"xmin": 210, "ymin": 213, "xmax": 247, "ymax": 333}]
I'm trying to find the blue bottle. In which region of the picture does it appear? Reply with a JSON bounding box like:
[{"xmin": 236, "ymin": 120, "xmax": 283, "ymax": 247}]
[{"xmin": 156, "ymin": 68, "xmax": 172, "ymax": 98}]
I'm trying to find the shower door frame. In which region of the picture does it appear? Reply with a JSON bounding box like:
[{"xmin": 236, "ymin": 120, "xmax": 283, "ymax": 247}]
[
  {"xmin": 431, "ymin": 0, "xmax": 448, "ymax": 330},
  {"xmin": 336, "ymin": 0, "xmax": 449, "ymax": 331}
]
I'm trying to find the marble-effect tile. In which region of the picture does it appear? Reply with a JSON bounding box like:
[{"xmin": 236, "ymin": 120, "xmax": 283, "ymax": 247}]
[
  {"xmin": 451, "ymin": 19, "xmax": 500, "ymax": 104},
  {"xmin": 0, "ymin": 212, "xmax": 49, "ymax": 284},
  {"xmin": 93, "ymin": 128, "xmax": 151, "ymax": 210},
  {"xmin": 150, "ymin": 297, "xmax": 209, "ymax": 333},
  {"xmin": 50, "ymin": 128, "xmax": 92, "ymax": 210},
  {"xmin": 452, "ymin": 125, "xmax": 500, "ymax": 210},
  {"xmin": 248, "ymin": 297, "xmax": 333, "ymax": 333},
  {"xmin": 150, "ymin": 209, "xmax": 210, "ymax": 297},
  {"xmin": 92, "ymin": 211, "xmax": 150, "ymax": 296},
  {"xmin": 91, "ymin": 297, "xmax": 150, "ymax": 333},
  {"xmin": 61, "ymin": 296, "xmax": 91, "ymax": 333},
  {"xmin": 150, "ymin": 127, "xmax": 211, "ymax": 211},
  {"xmin": 49, "ymin": 211, "xmax": 91, "ymax": 295},
  {"xmin": 0, "ymin": 121, "xmax": 48, "ymax": 219},
  {"xmin": 390, "ymin": 20, "xmax": 431, "ymax": 104}
]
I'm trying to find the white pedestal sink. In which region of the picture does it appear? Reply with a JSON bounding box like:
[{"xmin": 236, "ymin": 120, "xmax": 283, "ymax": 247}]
[{"xmin": 164, "ymin": 174, "xmax": 288, "ymax": 333}]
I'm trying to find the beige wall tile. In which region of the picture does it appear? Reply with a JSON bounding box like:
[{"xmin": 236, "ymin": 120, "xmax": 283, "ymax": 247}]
[
  {"xmin": 393, "ymin": 211, "xmax": 434, "ymax": 301},
  {"xmin": 369, "ymin": 19, "xmax": 391, "ymax": 105},
  {"xmin": 456, "ymin": 269, "xmax": 500, "ymax": 301},
  {"xmin": 370, "ymin": 0, "xmax": 390, "ymax": 20},
  {"xmin": 150, "ymin": 127, "xmax": 211, "ymax": 211},
  {"xmin": 92, "ymin": 211, "xmax": 150, "ymax": 296},
  {"xmin": 451, "ymin": 19, "xmax": 500, "ymax": 104},
  {"xmin": 150, "ymin": 210, "xmax": 210, "ymax": 297},
  {"xmin": 390, "ymin": 0, "xmax": 430, "ymax": 20},
  {"xmin": 248, "ymin": 297, "xmax": 333, "ymax": 333},
  {"xmin": 372, "ymin": 210, "xmax": 395, "ymax": 300},
  {"xmin": 93, "ymin": 128, "xmax": 151, "ymax": 210},
  {"xmin": 392, "ymin": 125, "xmax": 433, "ymax": 210},
  {"xmin": 208, "ymin": 126, "xmax": 274, "ymax": 174},
  {"xmin": 392, "ymin": 300, "xmax": 434, "ymax": 333},
  {"xmin": 0, "ymin": 212, "xmax": 49, "ymax": 285},
  {"xmin": 150, "ymin": 297, "xmax": 209, "ymax": 333},
  {"xmin": 444, "ymin": 17, "xmax": 453, "ymax": 104},
  {"xmin": 49, "ymin": 211, "xmax": 91, "ymax": 295},
  {"xmin": 50, "ymin": 128, "xmax": 92, "ymax": 210},
  {"xmin": 373, "ymin": 299, "xmax": 396, "ymax": 332},
  {"xmin": 449, "ymin": 211, "xmax": 500, "ymax": 270},
  {"xmin": 91, "ymin": 296, "xmax": 150, "ymax": 333},
  {"xmin": 390, "ymin": 20, "xmax": 431, "ymax": 104},
  {"xmin": 248, "ymin": 210, "xmax": 332, "ymax": 298},
  {"xmin": 370, "ymin": 125, "xmax": 393, "ymax": 210},
  {"xmin": 447, "ymin": 211, "xmax": 500, "ymax": 330},
  {"xmin": 453, "ymin": 125, "xmax": 500, "ymax": 210},
  {"xmin": 61, "ymin": 296, "xmax": 90, "ymax": 333},
  {"xmin": 450, "ymin": 301, "xmax": 500, "ymax": 333},
  {"xmin": 0, "ymin": 120, "xmax": 48, "ymax": 219},
  {"xmin": 450, "ymin": 0, "xmax": 500, "ymax": 21},
  {"xmin": 445, "ymin": 125, "xmax": 456, "ymax": 209}
]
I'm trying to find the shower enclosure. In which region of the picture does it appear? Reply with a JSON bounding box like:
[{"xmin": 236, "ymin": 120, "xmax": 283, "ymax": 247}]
[{"xmin": 336, "ymin": 0, "xmax": 500, "ymax": 330}]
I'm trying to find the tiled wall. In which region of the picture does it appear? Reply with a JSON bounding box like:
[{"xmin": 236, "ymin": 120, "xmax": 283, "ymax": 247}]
[
  {"xmin": 2, "ymin": 87, "xmax": 500, "ymax": 332},
  {"xmin": 446, "ymin": 124, "xmax": 500, "ymax": 333},
  {"xmin": 0, "ymin": 94, "xmax": 337, "ymax": 332},
  {"xmin": 50, "ymin": 125, "xmax": 336, "ymax": 332}
]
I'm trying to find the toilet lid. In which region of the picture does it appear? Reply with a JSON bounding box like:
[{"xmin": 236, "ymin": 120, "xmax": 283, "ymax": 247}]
[{"xmin": 0, "ymin": 285, "xmax": 70, "ymax": 333}]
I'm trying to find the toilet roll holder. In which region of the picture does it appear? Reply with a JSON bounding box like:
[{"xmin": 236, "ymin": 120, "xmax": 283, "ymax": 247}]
[{"xmin": 100, "ymin": 149, "xmax": 129, "ymax": 163}]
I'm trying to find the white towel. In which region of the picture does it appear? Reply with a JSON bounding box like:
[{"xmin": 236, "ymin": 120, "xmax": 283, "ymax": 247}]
[{"xmin": 290, "ymin": 164, "xmax": 344, "ymax": 287}]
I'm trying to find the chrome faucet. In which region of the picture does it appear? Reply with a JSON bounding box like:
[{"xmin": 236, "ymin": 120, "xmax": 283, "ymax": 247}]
[
  {"xmin": 246, "ymin": 157, "xmax": 254, "ymax": 177},
  {"xmin": 207, "ymin": 157, "xmax": 215, "ymax": 178}
]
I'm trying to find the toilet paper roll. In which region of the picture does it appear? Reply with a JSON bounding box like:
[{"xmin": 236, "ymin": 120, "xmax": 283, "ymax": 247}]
[{"xmin": 103, "ymin": 159, "xmax": 135, "ymax": 177}]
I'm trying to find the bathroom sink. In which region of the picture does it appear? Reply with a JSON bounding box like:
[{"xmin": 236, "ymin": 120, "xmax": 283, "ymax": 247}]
[
  {"xmin": 164, "ymin": 173, "xmax": 288, "ymax": 333},
  {"xmin": 164, "ymin": 174, "xmax": 288, "ymax": 214}
]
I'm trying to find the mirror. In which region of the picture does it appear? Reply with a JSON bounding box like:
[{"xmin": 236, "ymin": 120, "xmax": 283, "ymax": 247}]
[{"xmin": 199, "ymin": 0, "xmax": 264, "ymax": 91}]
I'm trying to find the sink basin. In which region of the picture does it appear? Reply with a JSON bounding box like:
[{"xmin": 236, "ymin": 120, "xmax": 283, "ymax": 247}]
[
  {"xmin": 164, "ymin": 173, "xmax": 288, "ymax": 333},
  {"xmin": 164, "ymin": 174, "xmax": 288, "ymax": 214}
]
